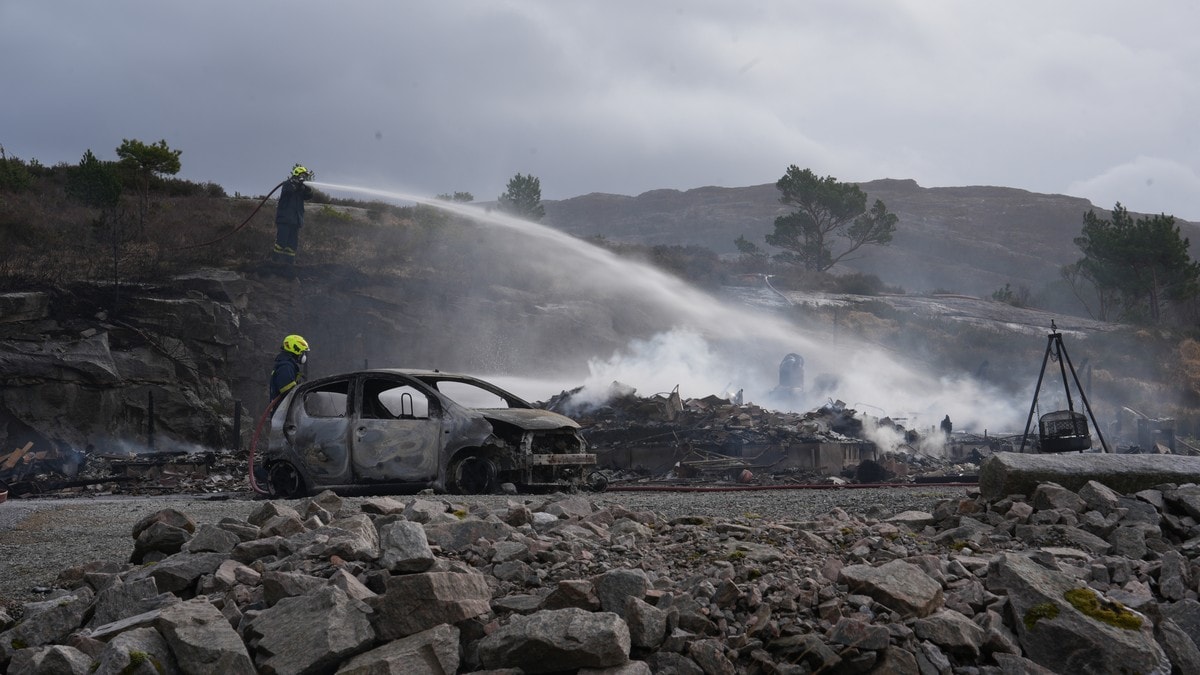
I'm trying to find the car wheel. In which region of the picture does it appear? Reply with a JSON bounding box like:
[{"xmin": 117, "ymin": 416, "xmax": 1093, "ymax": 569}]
[
  {"xmin": 448, "ymin": 453, "xmax": 499, "ymax": 494},
  {"xmin": 269, "ymin": 462, "xmax": 306, "ymax": 499}
]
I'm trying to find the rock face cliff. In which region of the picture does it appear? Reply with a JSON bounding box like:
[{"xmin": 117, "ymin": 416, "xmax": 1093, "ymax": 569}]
[{"xmin": 0, "ymin": 271, "xmax": 248, "ymax": 456}]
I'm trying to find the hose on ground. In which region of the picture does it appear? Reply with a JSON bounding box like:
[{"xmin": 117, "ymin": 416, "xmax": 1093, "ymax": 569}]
[
  {"xmin": 176, "ymin": 180, "xmax": 287, "ymax": 250},
  {"xmin": 247, "ymin": 395, "xmax": 282, "ymax": 496}
]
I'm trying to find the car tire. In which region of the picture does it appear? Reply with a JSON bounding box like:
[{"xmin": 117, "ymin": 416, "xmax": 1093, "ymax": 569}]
[
  {"xmin": 448, "ymin": 453, "xmax": 499, "ymax": 495},
  {"xmin": 269, "ymin": 462, "xmax": 307, "ymax": 499}
]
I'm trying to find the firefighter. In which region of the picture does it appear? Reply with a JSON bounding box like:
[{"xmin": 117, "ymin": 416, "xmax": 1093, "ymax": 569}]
[
  {"xmin": 269, "ymin": 334, "xmax": 309, "ymax": 402},
  {"xmin": 271, "ymin": 164, "xmax": 315, "ymax": 265}
]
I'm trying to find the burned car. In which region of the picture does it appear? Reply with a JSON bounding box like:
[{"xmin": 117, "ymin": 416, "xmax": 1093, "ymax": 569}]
[{"xmin": 261, "ymin": 369, "xmax": 597, "ymax": 497}]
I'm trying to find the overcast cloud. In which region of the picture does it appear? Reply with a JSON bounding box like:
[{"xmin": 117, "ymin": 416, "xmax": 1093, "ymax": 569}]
[{"xmin": 4, "ymin": 1, "xmax": 1199, "ymax": 219}]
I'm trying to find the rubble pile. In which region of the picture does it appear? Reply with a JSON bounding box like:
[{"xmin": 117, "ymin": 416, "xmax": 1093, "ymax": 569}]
[
  {"xmin": 1, "ymin": 443, "xmax": 250, "ymax": 498},
  {"xmin": 559, "ymin": 387, "xmax": 864, "ymax": 448},
  {"xmin": 555, "ymin": 385, "xmax": 979, "ymax": 486},
  {"xmin": 5, "ymin": 476, "xmax": 1200, "ymax": 672}
]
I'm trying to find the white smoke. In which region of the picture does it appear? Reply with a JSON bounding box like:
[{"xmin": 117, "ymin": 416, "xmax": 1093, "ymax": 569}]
[{"xmin": 313, "ymin": 182, "xmax": 1028, "ymax": 433}]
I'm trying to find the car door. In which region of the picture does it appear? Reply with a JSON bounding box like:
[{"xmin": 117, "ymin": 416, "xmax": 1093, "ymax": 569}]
[
  {"xmin": 284, "ymin": 378, "xmax": 353, "ymax": 485},
  {"xmin": 351, "ymin": 375, "xmax": 442, "ymax": 482}
]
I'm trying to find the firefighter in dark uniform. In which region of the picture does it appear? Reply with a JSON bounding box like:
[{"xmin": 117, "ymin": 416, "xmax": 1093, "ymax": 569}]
[
  {"xmin": 269, "ymin": 334, "xmax": 309, "ymax": 403},
  {"xmin": 271, "ymin": 164, "xmax": 314, "ymax": 264}
]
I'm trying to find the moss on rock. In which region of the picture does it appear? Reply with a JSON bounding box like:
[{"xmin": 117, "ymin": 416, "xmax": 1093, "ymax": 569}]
[{"xmin": 1063, "ymin": 587, "xmax": 1142, "ymax": 630}]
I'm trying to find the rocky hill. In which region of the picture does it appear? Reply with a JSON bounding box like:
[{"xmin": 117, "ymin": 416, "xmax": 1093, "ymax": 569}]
[{"xmin": 543, "ymin": 179, "xmax": 1200, "ymax": 298}]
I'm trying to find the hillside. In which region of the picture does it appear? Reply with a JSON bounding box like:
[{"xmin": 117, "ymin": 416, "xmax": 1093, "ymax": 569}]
[
  {"xmin": 2, "ymin": 166, "xmax": 1200, "ymax": 459},
  {"xmin": 543, "ymin": 179, "xmax": 1200, "ymax": 298}
]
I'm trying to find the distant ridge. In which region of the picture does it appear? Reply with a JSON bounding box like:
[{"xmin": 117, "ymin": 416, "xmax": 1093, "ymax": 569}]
[{"xmin": 542, "ymin": 180, "xmax": 1200, "ymax": 297}]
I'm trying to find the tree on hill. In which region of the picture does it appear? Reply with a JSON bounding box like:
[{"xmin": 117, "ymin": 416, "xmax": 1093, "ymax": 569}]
[
  {"xmin": 497, "ymin": 173, "xmax": 544, "ymax": 222},
  {"xmin": 65, "ymin": 150, "xmax": 122, "ymax": 210},
  {"xmin": 65, "ymin": 149, "xmax": 131, "ymax": 311},
  {"xmin": 759, "ymin": 166, "xmax": 897, "ymax": 272},
  {"xmin": 1063, "ymin": 202, "xmax": 1200, "ymax": 324},
  {"xmin": 116, "ymin": 138, "xmax": 181, "ymax": 226}
]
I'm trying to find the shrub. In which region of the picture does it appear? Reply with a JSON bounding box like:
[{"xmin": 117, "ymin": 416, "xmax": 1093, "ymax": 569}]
[{"xmin": 0, "ymin": 150, "xmax": 33, "ymax": 191}]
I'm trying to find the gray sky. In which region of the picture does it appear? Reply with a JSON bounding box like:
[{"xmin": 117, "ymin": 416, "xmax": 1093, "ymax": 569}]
[{"xmin": 5, "ymin": 1, "xmax": 1199, "ymax": 220}]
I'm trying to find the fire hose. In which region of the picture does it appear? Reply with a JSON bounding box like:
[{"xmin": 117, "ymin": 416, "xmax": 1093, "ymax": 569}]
[
  {"xmin": 175, "ymin": 180, "xmax": 287, "ymax": 251},
  {"xmin": 247, "ymin": 395, "xmax": 282, "ymax": 496},
  {"xmin": 604, "ymin": 481, "xmax": 976, "ymax": 492}
]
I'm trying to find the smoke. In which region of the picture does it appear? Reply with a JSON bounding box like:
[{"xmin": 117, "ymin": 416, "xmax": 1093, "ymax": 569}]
[
  {"xmin": 311, "ymin": 182, "xmax": 1027, "ymax": 433},
  {"xmin": 860, "ymin": 417, "xmax": 952, "ymax": 459}
]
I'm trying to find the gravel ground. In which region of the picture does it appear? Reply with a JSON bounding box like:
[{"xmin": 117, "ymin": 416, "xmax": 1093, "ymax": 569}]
[{"xmin": 0, "ymin": 485, "xmax": 968, "ymax": 611}]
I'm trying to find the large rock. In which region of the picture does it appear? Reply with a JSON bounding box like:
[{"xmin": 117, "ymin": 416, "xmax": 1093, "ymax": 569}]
[
  {"xmin": 90, "ymin": 626, "xmax": 179, "ymax": 675},
  {"xmin": 367, "ymin": 571, "xmax": 492, "ymax": 640},
  {"xmin": 0, "ymin": 588, "xmax": 93, "ymax": 664},
  {"xmin": 298, "ymin": 513, "xmax": 380, "ymax": 561},
  {"xmin": 155, "ymin": 599, "xmax": 254, "ymax": 674},
  {"xmin": 337, "ymin": 624, "xmax": 460, "ymax": 675},
  {"xmin": 838, "ymin": 559, "xmax": 943, "ymax": 618},
  {"xmin": 8, "ymin": 645, "xmax": 93, "ymax": 674},
  {"xmin": 986, "ymin": 552, "xmax": 1169, "ymax": 674},
  {"xmin": 979, "ymin": 452, "xmax": 1200, "ymax": 499},
  {"xmin": 88, "ymin": 577, "xmax": 179, "ymax": 629},
  {"xmin": 594, "ymin": 568, "xmax": 649, "ymax": 618},
  {"xmin": 478, "ymin": 607, "xmax": 630, "ymax": 673},
  {"xmin": 125, "ymin": 551, "xmax": 228, "ymax": 595},
  {"xmin": 378, "ymin": 520, "xmax": 435, "ymax": 572},
  {"xmin": 424, "ymin": 519, "xmax": 515, "ymax": 552},
  {"xmin": 245, "ymin": 585, "xmax": 375, "ymax": 675}
]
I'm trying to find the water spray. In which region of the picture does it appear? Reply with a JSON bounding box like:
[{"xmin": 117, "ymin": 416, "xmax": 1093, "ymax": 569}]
[{"xmin": 307, "ymin": 181, "xmax": 1026, "ymax": 433}]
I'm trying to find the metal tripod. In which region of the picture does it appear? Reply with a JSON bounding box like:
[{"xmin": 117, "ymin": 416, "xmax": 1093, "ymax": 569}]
[{"xmin": 1019, "ymin": 321, "xmax": 1110, "ymax": 453}]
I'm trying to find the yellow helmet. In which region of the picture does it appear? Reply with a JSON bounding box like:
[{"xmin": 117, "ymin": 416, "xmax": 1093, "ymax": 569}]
[
  {"xmin": 282, "ymin": 334, "xmax": 309, "ymax": 356},
  {"xmin": 291, "ymin": 164, "xmax": 312, "ymax": 180}
]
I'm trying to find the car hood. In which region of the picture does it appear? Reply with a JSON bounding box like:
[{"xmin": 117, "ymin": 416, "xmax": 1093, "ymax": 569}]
[{"xmin": 481, "ymin": 408, "xmax": 581, "ymax": 431}]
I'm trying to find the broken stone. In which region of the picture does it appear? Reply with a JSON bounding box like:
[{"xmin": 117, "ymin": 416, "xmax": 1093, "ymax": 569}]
[
  {"xmin": 87, "ymin": 577, "xmax": 178, "ymax": 629},
  {"xmin": 912, "ymin": 608, "xmax": 985, "ymax": 659},
  {"xmin": 261, "ymin": 569, "xmax": 326, "ymax": 607},
  {"xmin": 542, "ymin": 579, "xmax": 601, "ymax": 611},
  {"xmin": 155, "ymin": 599, "xmax": 255, "ymax": 674},
  {"xmin": 182, "ymin": 523, "xmax": 240, "ymax": 554},
  {"xmin": 477, "ymin": 607, "xmax": 630, "ymax": 673},
  {"xmin": 986, "ymin": 552, "xmax": 1168, "ymax": 674},
  {"xmin": 8, "ymin": 644, "xmax": 93, "ymax": 675},
  {"xmin": 594, "ymin": 568, "xmax": 649, "ymax": 618},
  {"xmin": 301, "ymin": 513, "xmax": 381, "ymax": 561},
  {"xmin": 0, "ymin": 588, "xmax": 93, "ymax": 663},
  {"xmin": 132, "ymin": 508, "xmax": 197, "ymax": 539},
  {"xmin": 424, "ymin": 519, "xmax": 515, "ymax": 553},
  {"xmin": 131, "ymin": 521, "xmax": 193, "ymax": 564},
  {"xmin": 246, "ymin": 501, "xmax": 302, "ymax": 527},
  {"xmin": 90, "ymin": 626, "xmax": 177, "ymax": 675},
  {"xmin": 244, "ymin": 585, "xmax": 375, "ymax": 675},
  {"xmin": 687, "ymin": 638, "xmax": 735, "ymax": 674},
  {"xmin": 367, "ymin": 571, "xmax": 491, "ymax": 640},
  {"xmin": 337, "ymin": 623, "xmax": 460, "ymax": 675},
  {"xmin": 885, "ymin": 510, "xmax": 934, "ymax": 530},
  {"xmin": 378, "ymin": 520, "xmax": 435, "ymax": 572},
  {"xmin": 838, "ymin": 559, "xmax": 943, "ymax": 618},
  {"xmin": 828, "ymin": 617, "xmax": 890, "ymax": 650},
  {"xmin": 1031, "ymin": 482, "xmax": 1087, "ymax": 513},
  {"xmin": 625, "ymin": 596, "xmax": 669, "ymax": 649}
]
